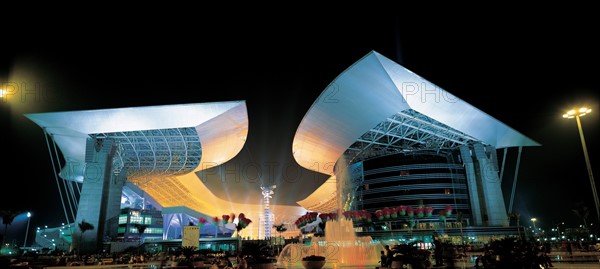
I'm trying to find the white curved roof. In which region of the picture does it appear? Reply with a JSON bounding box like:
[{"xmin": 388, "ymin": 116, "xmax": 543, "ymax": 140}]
[
  {"xmin": 296, "ymin": 175, "xmax": 339, "ymax": 212},
  {"xmin": 25, "ymin": 101, "xmax": 249, "ymax": 181},
  {"xmin": 292, "ymin": 50, "xmax": 540, "ymax": 177},
  {"xmin": 26, "ymin": 101, "xmax": 307, "ymax": 238},
  {"xmin": 131, "ymin": 172, "xmax": 307, "ymax": 238}
]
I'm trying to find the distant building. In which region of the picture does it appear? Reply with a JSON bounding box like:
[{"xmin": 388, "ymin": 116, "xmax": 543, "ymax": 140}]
[{"xmin": 33, "ymin": 223, "xmax": 74, "ymax": 253}]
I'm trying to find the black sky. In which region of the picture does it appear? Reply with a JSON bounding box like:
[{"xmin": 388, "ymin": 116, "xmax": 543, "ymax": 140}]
[{"xmin": 1, "ymin": 15, "xmax": 598, "ymax": 245}]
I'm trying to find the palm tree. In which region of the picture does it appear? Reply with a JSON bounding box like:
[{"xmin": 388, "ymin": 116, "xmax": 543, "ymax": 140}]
[
  {"xmin": 572, "ymin": 201, "xmax": 591, "ymax": 241},
  {"xmin": 273, "ymin": 223, "xmax": 287, "ymax": 236},
  {"xmin": 78, "ymin": 219, "xmax": 94, "ymax": 254},
  {"xmin": 133, "ymin": 223, "xmax": 148, "ymax": 254},
  {"xmin": 455, "ymin": 211, "xmax": 465, "ymax": 244},
  {"xmin": 572, "ymin": 201, "xmax": 590, "ymax": 229},
  {"xmin": 509, "ymin": 212, "xmax": 521, "ymax": 239},
  {"xmin": 1, "ymin": 210, "xmax": 22, "ymax": 246},
  {"xmin": 180, "ymin": 245, "xmax": 198, "ymax": 267},
  {"xmin": 273, "ymin": 224, "xmax": 287, "ymax": 255},
  {"xmin": 133, "ymin": 223, "xmax": 148, "ymax": 245},
  {"xmin": 180, "ymin": 245, "xmax": 197, "ymax": 260}
]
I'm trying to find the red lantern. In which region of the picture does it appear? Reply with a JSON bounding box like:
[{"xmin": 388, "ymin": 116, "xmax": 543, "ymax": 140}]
[{"xmin": 198, "ymin": 217, "xmax": 207, "ymax": 227}]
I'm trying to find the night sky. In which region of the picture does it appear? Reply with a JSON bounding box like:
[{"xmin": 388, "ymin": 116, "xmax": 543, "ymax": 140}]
[{"xmin": 1, "ymin": 15, "xmax": 598, "ymax": 246}]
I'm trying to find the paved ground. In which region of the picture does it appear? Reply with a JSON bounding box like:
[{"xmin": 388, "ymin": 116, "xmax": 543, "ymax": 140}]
[
  {"xmin": 446, "ymin": 260, "xmax": 600, "ymax": 269},
  {"xmin": 446, "ymin": 263, "xmax": 600, "ymax": 268},
  {"xmin": 440, "ymin": 251, "xmax": 600, "ymax": 268},
  {"xmin": 37, "ymin": 251, "xmax": 600, "ymax": 268}
]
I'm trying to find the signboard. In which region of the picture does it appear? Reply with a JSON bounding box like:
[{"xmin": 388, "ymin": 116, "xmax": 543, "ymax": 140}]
[{"xmin": 182, "ymin": 225, "xmax": 200, "ymax": 248}]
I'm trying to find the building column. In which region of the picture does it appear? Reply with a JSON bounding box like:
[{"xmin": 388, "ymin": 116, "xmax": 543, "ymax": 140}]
[
  {"xmin": 460, "ymin": 145, "xmax": 483, "ymax": 226},
  {"xmin": 104, "ymin": 171, "xmax": 127, "ymax": 241},
  {"xmin": 74, "ymin": 137, "xmax": 124, "ymax": 253},
  {"xmin": 473, "ymin": 144, "xmax": 509, "ymax": 226}
]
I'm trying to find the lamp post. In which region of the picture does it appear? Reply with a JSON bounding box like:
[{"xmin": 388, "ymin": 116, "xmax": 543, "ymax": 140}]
[
  {"xmin": 531, "ymin": 218, "xmax": 537, "ymax": 236},
  {"xmin": 563, "ymin": 107, "xmax": 599, "ymax": 223},
  {"xmin": 24, "ymin": 212, "xmax": 31, "ymax": 249}
]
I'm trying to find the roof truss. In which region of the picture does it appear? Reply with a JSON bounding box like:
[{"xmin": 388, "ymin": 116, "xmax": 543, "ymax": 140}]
[{"xmin": 345, "ymin": 109, "xmax": 481, "ymax": 163}]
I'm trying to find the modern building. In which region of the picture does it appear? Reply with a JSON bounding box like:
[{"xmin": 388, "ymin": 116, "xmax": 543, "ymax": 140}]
[
  {"xmin": 293, "ymin": 51, "xmax": 540, "ymax": 243},
  {"xmin": 25, "ymin": 101, "xmax": 260, "ymax": 252},
  {"xmin": 33, "ymin": 223, "xmax": 74, "ymax": 253},
  {"xmin": 25, "ymin": 50, "xmax": 539, "ymax": 252}
]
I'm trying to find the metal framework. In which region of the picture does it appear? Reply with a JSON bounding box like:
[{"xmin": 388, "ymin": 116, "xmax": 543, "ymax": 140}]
[
  {"xmin": 344, "ymin": 109, "xmax": 482, "ymax": 165},
  {"xmin": 92, "ymin": 127, "xmax": 202, "ymax": 178}
]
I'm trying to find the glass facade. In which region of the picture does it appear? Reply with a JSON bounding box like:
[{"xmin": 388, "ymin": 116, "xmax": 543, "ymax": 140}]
[
  {"xmin": 358, "ymin": 151, "xmax": 469, "ymax": 217},
  {"xmin": 116, "ymin": 208, "xmax": 164, "ymax": 242}
]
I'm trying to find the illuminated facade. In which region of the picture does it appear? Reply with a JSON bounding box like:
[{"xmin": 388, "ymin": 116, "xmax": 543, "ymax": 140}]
[
  {"xmin": 293, "ymin": 51, "xmax": 540, "ymax": 239},
  {"xmin": 114, "ymin": 208, "xmax": 164, "ymax": 242},
  {"xmin": 25, "ymin": 50, "xmax": 540, "ymax": 252},
  {"xmin": 26, "ymin": 102, "xmax": 254, "ymax": 252}
]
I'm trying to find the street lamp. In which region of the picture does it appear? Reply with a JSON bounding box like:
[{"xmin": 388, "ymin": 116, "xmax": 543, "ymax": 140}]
[
  {"xmin": 531, "ymin": 218, "xmax": 537, "ymax": 234},
  {"xmin": 563, "ymin": 107, "xmax": 599, "ymax": 223},
  {"xmin": 24, "ymin": 212, "xmax": 31, "ymax": 249}
]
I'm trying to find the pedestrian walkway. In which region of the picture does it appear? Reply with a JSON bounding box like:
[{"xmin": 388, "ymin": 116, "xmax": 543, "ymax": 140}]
[
  {"xmin": 438, "ymin": 258, "xmax": 600, "ymax": 269},
  {"xmin": 433, "ymin": 251, "xmax": 600, "ymax": 269}
]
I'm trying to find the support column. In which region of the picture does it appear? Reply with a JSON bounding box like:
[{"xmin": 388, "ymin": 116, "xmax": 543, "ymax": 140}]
[
  {"xmin": 473, "ymin": 144, "xmax": 509, "ymax": 226},
  {"xmin": 508, "ymin": 146, "xmax": 523, "ymax": 214},
  {"xmin": 104, "ymin": 171, "xmax": 127, "ymax": 241},
  {"xmin": 74, "ymin": 137, "xmax": 124, "ymax": 253},
  {"xmin": 460, "ymin": 145, "xmax": 483, "ymax": 226}
]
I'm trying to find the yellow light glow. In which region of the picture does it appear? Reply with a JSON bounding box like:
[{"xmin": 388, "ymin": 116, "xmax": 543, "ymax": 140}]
[
  {"xmin": 579, "ymin": 107, "xmax": 592, "ymax": 117},
  {"xmin": 563, "ymin": 107, "xmax": 592, "ymax": 119}
]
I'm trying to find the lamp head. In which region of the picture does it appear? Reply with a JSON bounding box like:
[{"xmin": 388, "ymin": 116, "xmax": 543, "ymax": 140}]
[{"xmin": 563, "ymin": 107, "xmax": 592, "ymax": 118}]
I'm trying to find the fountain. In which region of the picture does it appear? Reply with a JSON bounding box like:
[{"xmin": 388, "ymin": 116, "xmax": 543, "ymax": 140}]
[
  {"xmin": 276, "ymin": 159, "xmax": 385, "ymax": 268},
  {"xmin": 276, "ymin": 217, "xmax": 384, "ymax": 268}
]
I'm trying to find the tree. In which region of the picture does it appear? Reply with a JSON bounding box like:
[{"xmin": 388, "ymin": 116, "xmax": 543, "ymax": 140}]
[
  {"xmin": 572, "ymin": 201, "xmax": 590, "ymax": 229},
  {"xmin": 133, "ymin": 223, "xmax": 148, "ymax": 254},
  {"xmin": 273, "ymin": 224, "xmax": 288, "ymax": 255},
  {"xmin": 456, "ymin": 211, "xmax": 465, "ymax": 244},
  {"xmin": 1, "ymin": 210, "xmax": 22, "ymax": 246},
  {"xmin": 273, "ymin": 223, "xmax": 287, "ymax": 236},
  {"xmin": 133, "ymin": 223, "xmax": 148, "ymax": 245},
  {"xmin": 572, "ymin": 201, "xmax": 591, "ymax": 240},
  {"xmin": 509, "ymin": 212, "xmax": 521, "ymax": 239},
  {"xmin": 78, "ymin": 220, "xmax": 95, "ymax": 254},
  {"xmin": 171, "ymin": 245, "xmax": 198, "ymax": 268},
  {"xmin": 180, "ymin": 245, "xmax": 197, "ymax": 261}
]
